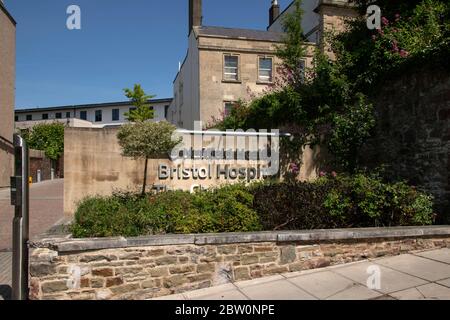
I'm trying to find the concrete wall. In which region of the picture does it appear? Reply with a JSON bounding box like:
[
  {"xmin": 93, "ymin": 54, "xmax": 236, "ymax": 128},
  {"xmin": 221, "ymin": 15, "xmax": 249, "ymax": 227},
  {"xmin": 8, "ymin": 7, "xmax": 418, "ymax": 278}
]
[
  {"xmin": 63, "ymin": 127, "xmax": 321, "ymax": 216},
  {"xmin": 0, "ymin": 3, "xmax": 15, "ymax": 187}
]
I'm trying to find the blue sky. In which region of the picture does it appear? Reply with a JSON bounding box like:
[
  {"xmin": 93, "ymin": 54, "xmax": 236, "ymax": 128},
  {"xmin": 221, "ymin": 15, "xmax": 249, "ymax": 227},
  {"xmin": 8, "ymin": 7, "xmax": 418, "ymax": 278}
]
[{"xmin": 5, "ymin": 0, "xmax": 292, "ymax": 109}]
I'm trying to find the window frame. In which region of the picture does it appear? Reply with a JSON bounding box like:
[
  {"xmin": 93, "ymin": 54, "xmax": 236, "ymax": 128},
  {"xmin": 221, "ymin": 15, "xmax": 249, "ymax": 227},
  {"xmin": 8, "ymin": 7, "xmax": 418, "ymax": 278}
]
[
  {"xmin": 223, "ymin": 101, "xmax": 236, "ymax": 117},
  {"xmin": 257, "ymin": 56, "xmax": 274, "ymax": 84},
  {"xmin": 95, "ymin": 110, "xmax": 103, "ymax": 122},
  {"xmin": 66, "ymin": 112, "xmax": 71, "ymax": 118},
  {"xmin": 79, "ymin": 111, "xmax": 87, "ymax": 121},
  {"xmin": 223, "ymin": 54, "xmax": 240, "ymax": 82},
  {"xmin": 55, "ymin": 112, "xmax": 62, "ymax": 119},
  {"xmin": 112, "ymin": 109, "xmax": 120, "ymax": 122},
  {"xmin": 26, "ymin": 115, "xmax": 32, "ymax": 121}
]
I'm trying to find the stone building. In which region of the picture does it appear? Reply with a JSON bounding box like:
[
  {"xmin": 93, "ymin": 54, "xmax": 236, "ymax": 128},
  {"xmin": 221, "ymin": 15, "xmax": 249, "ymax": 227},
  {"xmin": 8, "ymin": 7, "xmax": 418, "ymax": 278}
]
[
  {"xmin": 0, "ymin": 0, "xmax": 15, "ymax": 188},
  {"xmin": 169, "ymin": 0, "xmax": 356, "ymax": 130},
  {"xmin": 268, "ymin": 0, "xmax": 358, "ymax": 59}
]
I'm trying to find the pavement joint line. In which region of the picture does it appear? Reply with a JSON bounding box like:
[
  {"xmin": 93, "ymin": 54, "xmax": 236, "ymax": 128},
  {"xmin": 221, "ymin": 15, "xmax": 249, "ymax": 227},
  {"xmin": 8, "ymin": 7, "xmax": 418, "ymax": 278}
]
[
  {"xmin": 284, "ymin": 276, "xmax": 322, "ymax": 300},
  {"xmin": 411, "ymin": 251, "xmax": 450, "ymax": 266},
  {"xmin": 374, "ymin": 255, "xmax": 450, "ymax": 283}
]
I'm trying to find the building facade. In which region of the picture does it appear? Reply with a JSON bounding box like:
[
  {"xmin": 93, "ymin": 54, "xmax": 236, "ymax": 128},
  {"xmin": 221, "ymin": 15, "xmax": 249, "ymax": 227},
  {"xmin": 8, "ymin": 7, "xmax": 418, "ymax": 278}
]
[
  {"xmin": 268, "ymin": 0, "xmax": 358, "ymax": 58},
  {"xmin": 169, "ymin": 0, "xmax": 355, "ymax": 130},
  {"xmin": 0, "ymin": 0, "xmax": 16, "ymax": 188},
  {"xmin": 15, "ymin": 99, "xmax": 172, "ymax": 130}
]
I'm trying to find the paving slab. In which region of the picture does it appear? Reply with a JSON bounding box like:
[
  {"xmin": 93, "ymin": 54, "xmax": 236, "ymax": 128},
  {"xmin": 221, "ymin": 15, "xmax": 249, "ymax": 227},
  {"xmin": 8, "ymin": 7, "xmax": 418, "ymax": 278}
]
[
  {"xmin": 240, "ymin": 280, "xmax": 316, "ymax": 300},
  {"xmin": 287, "ymin": 271, "xmax": 359, "ymax": 299},
  {"xmin": 414, "ymin": 248, "xmax": 450, "ymax": 264},
  {"xmin": 326, "ymin": 284, "xmax": 382, "ymax": 300},
  {"xmin": 437, "ymin": 278, "xmax": 450, "ymax": 288},
  {"xmin": 332, "ymin": 261, "xmax": 428, "ymax": 294},
  {"xmin": 376, "ymin": 254, "xmax": 450, "ymax": 281},
  {"xmin": 196, "ymin": 289, "xmax": 249, "ymax": 300},
  {"xmin": 235, "ymin": 275, "xmax": 285, "ymax": 289},
  {"xmin": 391, "ymin": 283, "xmax": 450, "ymax": 300},
  {"xmin": 183, "ymin": 283, "xmax": 237, "ymax": 300}
]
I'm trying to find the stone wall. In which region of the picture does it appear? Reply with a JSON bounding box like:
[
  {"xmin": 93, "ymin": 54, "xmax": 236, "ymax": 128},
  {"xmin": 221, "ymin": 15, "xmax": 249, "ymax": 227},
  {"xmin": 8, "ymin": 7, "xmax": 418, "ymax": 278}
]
[
  {"xmin": 29, "ymin": 226, "xmax": 450, "ymax": 300},
  {"xmin": 361, "ymin": 66, "xmax": 450, "ymax": 220}
]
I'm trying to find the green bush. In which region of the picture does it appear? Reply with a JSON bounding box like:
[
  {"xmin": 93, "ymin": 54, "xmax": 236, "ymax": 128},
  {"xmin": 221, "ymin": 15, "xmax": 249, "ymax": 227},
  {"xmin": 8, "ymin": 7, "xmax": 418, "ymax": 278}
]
[
  {"xmin": 71, "ymin": 184, "xmax": 261, "ymax": 238},
  {"xmin": 253, "ymin": 173, "xmax": 435, "ymax": 230},
  {"xmin": 71, "ymin": 175, "xmax": 435, "ymax": 238}
]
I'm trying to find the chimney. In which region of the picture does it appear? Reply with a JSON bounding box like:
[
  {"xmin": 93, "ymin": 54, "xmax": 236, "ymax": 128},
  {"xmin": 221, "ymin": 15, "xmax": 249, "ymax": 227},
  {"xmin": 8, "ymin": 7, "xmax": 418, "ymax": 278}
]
[
  {"xmin": 189, "ymin": 0, "xmax": 202, "ymax": 35},
  {"xmin": 269, "ymin": 0, "xmax": 280, "ymax": 26}
]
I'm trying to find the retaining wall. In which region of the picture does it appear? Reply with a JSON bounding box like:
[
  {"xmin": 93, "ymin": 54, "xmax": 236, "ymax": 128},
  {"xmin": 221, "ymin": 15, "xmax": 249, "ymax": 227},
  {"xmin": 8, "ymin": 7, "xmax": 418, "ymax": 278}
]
[{"xmin": 29, "ymin": 226, "xmax": 450, "ymax": 300}]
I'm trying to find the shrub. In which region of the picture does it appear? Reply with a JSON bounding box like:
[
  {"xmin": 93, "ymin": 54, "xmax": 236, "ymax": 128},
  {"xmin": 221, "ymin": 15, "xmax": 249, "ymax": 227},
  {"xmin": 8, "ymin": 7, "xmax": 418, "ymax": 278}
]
[
  {"xmin": 71, "ymin": 175, "xmax": 435, "ymax": 238},
  {"xmin": 253, "ymin": 173, "xmax": 435, "ymax": 230},
  {"xmin": 71, "ymin": 184, "xmax": 261, "ymax": 238}
]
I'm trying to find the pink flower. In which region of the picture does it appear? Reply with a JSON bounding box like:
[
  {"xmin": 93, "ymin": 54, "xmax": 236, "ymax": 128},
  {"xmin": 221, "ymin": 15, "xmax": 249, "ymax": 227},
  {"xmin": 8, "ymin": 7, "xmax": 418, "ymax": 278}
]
[
  {"xmin": 392, "ymin": 40, "xmax": 399, "ymax": 52},
  {"xmin": 399, "ymin": 49, "xmax": 409, "ymax": 58},
  {"xmin": 319, "ymin": 171, "xmax": 327, "ymax": 177},
  {"xmin": 381, "ymin": 17, "xmax": 389, "ymax": 26},
  {"xmin": 395, "ymin": 14, "xmax": 401, "ymax": 22},
  {"xmin": 331, "ymin": 171, "xmax": 337, "ymax": 178}
]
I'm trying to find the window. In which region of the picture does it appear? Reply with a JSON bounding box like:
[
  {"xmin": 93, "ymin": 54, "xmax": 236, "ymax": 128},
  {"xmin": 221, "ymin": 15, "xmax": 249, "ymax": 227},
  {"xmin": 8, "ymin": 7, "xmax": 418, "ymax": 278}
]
[
  {"xmin": 112, "ymin": 109, "xmax": 120, "ymax": 121},
  {"xmin": 258, "ymin": 57, "xmax": 273, "ymax": 82},
  {"xmin": 95, "ymin": 110, "xmax": 102, "ymax": 122},
  {"xmin": 26, "ymin": 115, "xmax": 32, "ymax": 121},
  {"xmin": 224, "ymin": 55, "xmax": 239, "ymax": 81},
  {"xmin": 80, "ymin": 111, "xmax": 87, "ymax": 120},
  {"xmin": 42, "ymin": 114, "xmax": 49, "ymax": 120},
  {"xmin": 299, "ymin": 60, "xmax": 306, "ymax": 83},
  {"xmin": 55, "ymin": 112, "xmax": 62, "ymax": 119},
  {"xmin": 224, "ymin": 102, "xmax": 235, "ymax": 116},
  {"xmin": 66, "ymin": 112, "xmax": 71, "ymax": 118},
  {"xmin": 164, "ymin": 105, "xmax": 169, "ymax": 119},
  {"xmin": 15, "ymin": 116, "xmax": 18, "ymax": 122}
]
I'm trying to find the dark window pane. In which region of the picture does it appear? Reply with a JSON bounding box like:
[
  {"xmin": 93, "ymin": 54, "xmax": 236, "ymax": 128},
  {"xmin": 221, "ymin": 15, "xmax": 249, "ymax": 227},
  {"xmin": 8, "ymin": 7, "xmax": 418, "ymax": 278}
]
[
  {"xmin": 66, "ymin": 112, "xmax": 71, "ymax": 118},
  {"xmin": 80, "ymin": 111, "xmax": 87, "ymax": 120},
  {"xmin": 42, "ymin": 114, "xmax": 49, "ymax": 120},
  {"xmin": 15, "ymin": 116, "xmax": 18, "ymax": 122},
  {"xmin": 112, "ymin": 109, "xmax": 120, "ymax": 121},
  {"xmin": 164, "ymin": 105, "xmax": 169, "ymax": 118},
  {"xmin": 95, "ymin": 110, "xmax": 102, "ymax": 122},
  {"xmin": 55, "ymin": 113, "xmax": 62, "ymax": 119},
  {"xmin": 26, "ymin": 115, "xmax": 32, "ymax": 121}
]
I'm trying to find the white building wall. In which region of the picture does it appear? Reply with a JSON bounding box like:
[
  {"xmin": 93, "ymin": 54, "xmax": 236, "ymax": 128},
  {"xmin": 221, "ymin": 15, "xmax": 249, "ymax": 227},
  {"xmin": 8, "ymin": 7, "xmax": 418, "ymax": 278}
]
[{"xmin": 269, "ymin": 0, "xmax": 320, "ymax": 43}]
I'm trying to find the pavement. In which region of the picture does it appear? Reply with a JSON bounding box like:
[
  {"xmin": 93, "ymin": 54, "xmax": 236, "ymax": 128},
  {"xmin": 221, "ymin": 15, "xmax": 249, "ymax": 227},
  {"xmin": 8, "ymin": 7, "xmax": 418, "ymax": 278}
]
[
  {"xmin": 154, "ymin": 248, "xmax": 450, "ymax": 300},
  {"xmin": 0, "ymin": 179, "xmax": 64, "ymax": 251},
  {"xmin": 0, "ymin": 179, "xmax": 64, "ymax": 300}
]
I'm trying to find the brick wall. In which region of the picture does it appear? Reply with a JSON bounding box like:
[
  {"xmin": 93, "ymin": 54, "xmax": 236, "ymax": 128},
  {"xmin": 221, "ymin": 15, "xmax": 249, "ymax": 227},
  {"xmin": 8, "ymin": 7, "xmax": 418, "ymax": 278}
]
[{"xmin": 28, "ymin": 227, "xmax": 450, "ymax": 300}]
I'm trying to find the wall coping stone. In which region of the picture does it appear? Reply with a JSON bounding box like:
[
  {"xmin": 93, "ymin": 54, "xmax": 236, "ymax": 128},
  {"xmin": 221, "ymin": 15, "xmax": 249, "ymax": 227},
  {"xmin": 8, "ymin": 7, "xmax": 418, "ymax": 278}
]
[{"xmin": 29, "ymin": 226, "xmax": 450, "ymax": 253}]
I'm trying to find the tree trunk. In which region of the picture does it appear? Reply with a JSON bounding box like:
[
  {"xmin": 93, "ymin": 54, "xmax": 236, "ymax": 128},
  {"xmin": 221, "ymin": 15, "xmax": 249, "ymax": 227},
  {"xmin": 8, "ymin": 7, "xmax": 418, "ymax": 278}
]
[{"xmin": 142, "ymin": 157, "xmax": 149, "ymax": 196}]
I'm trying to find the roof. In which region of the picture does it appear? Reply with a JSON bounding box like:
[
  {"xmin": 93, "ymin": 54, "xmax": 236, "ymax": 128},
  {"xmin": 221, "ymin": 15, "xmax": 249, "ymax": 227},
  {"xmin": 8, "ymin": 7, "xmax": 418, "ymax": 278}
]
[
  {"xmin": 0, "ymin": 1, "xmax": 16, "ymax": 25},
  {"xmin": 194, "ymin": 26, "xmax": 285, "ymax": 43},
  {"xmin": 15, "ymin": 98, "xmax": 173, "ymax": 114}
]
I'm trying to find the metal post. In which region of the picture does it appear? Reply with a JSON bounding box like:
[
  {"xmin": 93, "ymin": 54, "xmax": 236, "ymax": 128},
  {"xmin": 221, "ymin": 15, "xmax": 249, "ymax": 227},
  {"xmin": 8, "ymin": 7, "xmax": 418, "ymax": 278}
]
[
  {"xmin": 11, "ymin": 134, "xmax": 29, "ymax": 300},
  {"xmin": 51, "ymin": 168, "xmax": 54, "ymax": 180},
  {"xmin": 37, "ymin": 170, "xmax": 41, "ymax": 183}
]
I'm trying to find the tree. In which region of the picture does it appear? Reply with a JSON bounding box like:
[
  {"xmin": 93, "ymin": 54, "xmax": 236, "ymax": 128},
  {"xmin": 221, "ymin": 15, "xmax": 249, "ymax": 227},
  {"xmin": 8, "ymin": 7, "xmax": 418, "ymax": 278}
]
[
  {"xmin": 117, "ymin": 121, "xmax": 181, "ymax": 195},
  {"xmin": 123, "ymin": 84, "xmax": 155, "ymax": 122},
  {"xmin": 276, "ymin": 0, "xmax": 307, "ymax": 87},
  {"xmin": 22, "ymin": 123, "xmax": 65, "ymax": 160}
]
